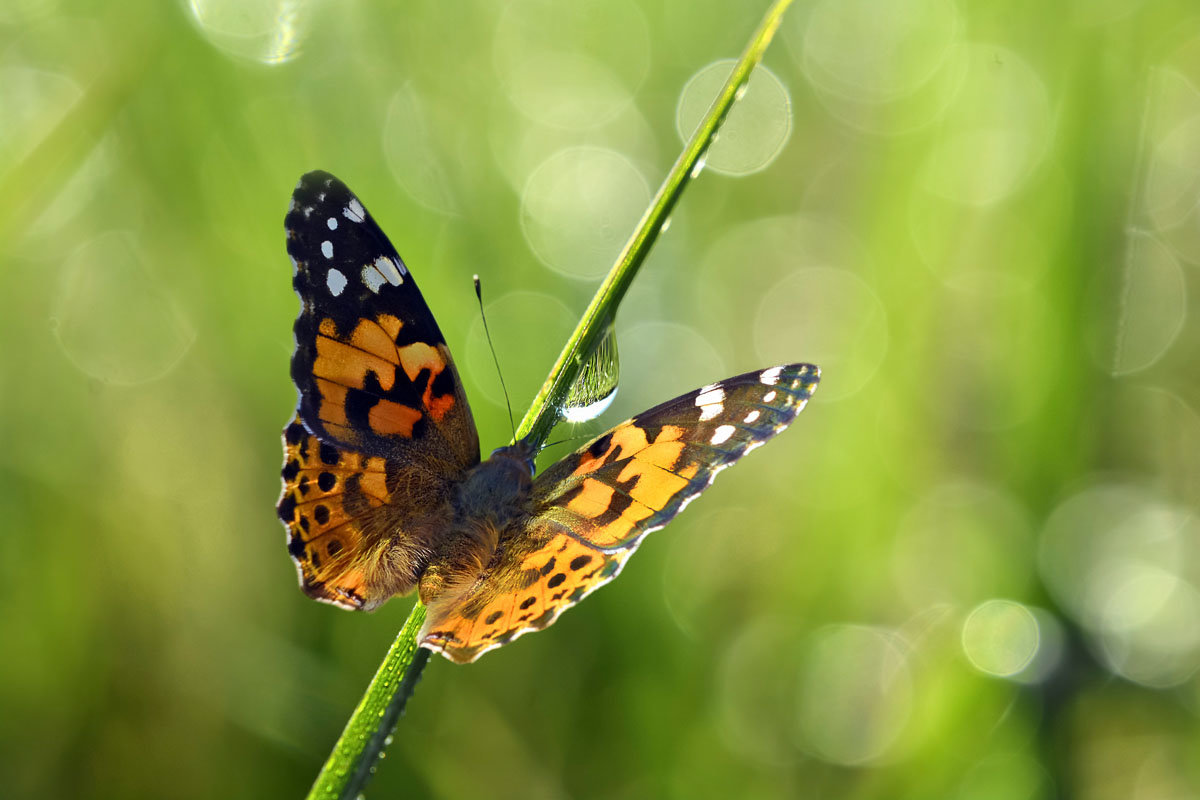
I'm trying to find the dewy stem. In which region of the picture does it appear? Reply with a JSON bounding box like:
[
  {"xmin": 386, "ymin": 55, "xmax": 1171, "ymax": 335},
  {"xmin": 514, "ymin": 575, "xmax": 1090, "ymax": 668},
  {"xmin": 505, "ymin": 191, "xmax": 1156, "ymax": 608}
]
[
  {"xmin": 515, "ymin": 0, "xmax": 795, "ymax": 447},
  {"xmin": 303, "ymin": 2, "xmax": 796, "ymax": 798}
]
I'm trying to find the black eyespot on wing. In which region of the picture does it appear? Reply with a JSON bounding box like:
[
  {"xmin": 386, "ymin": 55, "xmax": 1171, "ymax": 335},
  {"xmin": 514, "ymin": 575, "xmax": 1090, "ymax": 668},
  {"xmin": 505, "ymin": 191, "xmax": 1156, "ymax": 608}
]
[{"xmin": 319, "ymin": 443, "xmax": 340, "ymax": 466}]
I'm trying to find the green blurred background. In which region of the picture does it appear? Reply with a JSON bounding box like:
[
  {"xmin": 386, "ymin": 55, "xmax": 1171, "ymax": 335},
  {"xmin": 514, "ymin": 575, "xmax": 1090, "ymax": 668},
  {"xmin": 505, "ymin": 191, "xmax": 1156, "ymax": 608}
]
[{"xmin": 4, "ymin": 0, "xmax": 1200, "ymax": 797}]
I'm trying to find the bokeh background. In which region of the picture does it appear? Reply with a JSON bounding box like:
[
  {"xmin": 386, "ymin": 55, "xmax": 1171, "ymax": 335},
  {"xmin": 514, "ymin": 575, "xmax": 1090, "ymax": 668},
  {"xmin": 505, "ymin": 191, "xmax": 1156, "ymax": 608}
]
[{"xmin": 4, "ymin": 0, "xmax": 1200, "ymax": 797}]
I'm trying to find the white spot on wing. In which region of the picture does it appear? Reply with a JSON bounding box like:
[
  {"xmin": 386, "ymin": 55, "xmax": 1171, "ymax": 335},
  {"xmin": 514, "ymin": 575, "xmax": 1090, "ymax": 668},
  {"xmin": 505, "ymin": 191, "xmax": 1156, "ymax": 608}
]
[
  {"xmin": 760, "ymin": 366, "xmax": 783, "ymax": 385},
  {"xmin": 695, "ymin": 386, "xmax": 725, "ymax": 421},
  {"xmin": 326, "ymin": 217, "xmax": 338, "ymax": 230},
  {"xmin": 321, "ymin": 240, "xmax": 334, "ymax": 259},
  {"xmin": 344, "ymin": 198, "xmax": 365, "ymax": 222},
  {"xmin": 744, "ymin": 410, "xmax": 760, "ymax": 423},
  {"xmin": 763, "ymin": 390, "xmax": 777, "ymax": 403},
  {"xmin": 362, "ymin": 264, "xmax": 387, "ymax": 293},
  {"xmin": 326, "ymin": 268, "xmax": 347, "ymax": 296},
  {"xmin": 374, "ymin": 255, "xmax": 406, "ymax": 284},
  {"xmin": 711, "ymin": 425, "xmax": 736, "ymax": 445}
]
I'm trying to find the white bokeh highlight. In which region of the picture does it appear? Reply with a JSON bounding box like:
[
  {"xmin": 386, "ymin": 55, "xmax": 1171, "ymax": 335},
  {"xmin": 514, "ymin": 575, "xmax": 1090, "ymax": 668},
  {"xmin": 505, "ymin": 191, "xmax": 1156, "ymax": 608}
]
[
  {"xmin": 53, "ymin": 232, "xmax": 195, "ymax": 385},
  {"xmin": 187, "ymin": 0, "xmax": 311, "ymax": 64},
  {"xmin": 961, "ymin": 599, "xmax": 1040, "ymax": 678},
  {"xmin": 520, "ymin": 146, "xmax": 649, "ymax": 280},
  {"xmin": 675, "ymin": 60, "xmax": 792, "ymax": 176}
]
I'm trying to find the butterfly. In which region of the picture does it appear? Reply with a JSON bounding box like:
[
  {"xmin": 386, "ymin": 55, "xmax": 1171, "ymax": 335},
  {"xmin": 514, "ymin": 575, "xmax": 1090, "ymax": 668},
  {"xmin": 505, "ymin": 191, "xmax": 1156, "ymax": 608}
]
[{"xmin": 278, "ymin": 171, "xmax": 819, "ymax": 663}]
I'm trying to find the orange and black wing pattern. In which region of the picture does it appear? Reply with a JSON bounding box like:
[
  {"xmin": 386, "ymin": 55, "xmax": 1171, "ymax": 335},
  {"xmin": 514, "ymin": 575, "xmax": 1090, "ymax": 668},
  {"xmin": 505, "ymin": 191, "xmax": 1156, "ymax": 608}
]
[
  {"xmin": 285, "ymin": 171, "xmax": 478, "ymax": 469},
  {"xmin": 278, "ymin": 414, "xmax": 455, "ymax": 610},
  {"xmin": 420, "ymin": 364, "xmax": 819, "ymax": 662},
  {"xmin": 278, "ymin": 414, "xmax": 393, "ymax": 609},
  {"xmin": 279, "ymin": 172, "xmax": 479, "ymax": 609}
]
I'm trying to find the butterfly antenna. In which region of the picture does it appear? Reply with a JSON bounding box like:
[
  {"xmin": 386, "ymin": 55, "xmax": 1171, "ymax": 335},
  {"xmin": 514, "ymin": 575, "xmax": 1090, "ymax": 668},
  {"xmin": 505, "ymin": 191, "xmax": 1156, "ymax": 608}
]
[
  {"xmin": 474, "ymin": 275, "xmax": 516, "ymax": 439},
  {"xmin": 543, "ymin": 433, "xmax": 593, "ymax": 449}
]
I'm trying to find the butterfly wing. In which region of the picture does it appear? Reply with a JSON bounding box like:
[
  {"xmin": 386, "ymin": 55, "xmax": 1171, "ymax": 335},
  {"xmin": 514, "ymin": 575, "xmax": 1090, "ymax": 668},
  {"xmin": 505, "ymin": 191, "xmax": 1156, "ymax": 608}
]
[
  {"xmin": 279, "ymin": 415, "xmax": 389, "ymax": 609},
  {"xmin": 280, "ymin": 172, "xmax": 478, "ymax": 610},
  {"xmin": 420, "ymin": 363, "xmax": 819, "ymax": 662},
  {"xmin": 285, "ymin": 171, "xmax": 478, "ymax": 467}
]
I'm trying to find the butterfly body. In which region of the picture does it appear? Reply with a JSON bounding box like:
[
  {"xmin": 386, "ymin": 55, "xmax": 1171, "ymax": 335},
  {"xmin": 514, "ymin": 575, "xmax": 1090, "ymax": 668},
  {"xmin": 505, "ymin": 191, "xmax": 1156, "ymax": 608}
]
[{"xmin": 279, "ymin": 171, "xmax": 819, "ymax": 663}]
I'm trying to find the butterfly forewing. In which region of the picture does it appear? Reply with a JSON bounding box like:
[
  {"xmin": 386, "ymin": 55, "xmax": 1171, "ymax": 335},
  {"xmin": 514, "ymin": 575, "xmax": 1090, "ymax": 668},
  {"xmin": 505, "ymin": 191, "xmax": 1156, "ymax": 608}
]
[
  {"xmin": 286, "ymin": 171, "xmax": 478, "ymax": 466},
  {"xmin": 533, "ymin": 363, "xmax": 819, "ymax": 548}
]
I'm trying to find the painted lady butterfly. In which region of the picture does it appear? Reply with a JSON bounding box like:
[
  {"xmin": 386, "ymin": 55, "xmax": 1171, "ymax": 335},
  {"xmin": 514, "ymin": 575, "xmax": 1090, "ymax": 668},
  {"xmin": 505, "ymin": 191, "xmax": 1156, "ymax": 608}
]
[{"xmin": 278, "ymin": 171, "xmax": 819, "ymax": 663}]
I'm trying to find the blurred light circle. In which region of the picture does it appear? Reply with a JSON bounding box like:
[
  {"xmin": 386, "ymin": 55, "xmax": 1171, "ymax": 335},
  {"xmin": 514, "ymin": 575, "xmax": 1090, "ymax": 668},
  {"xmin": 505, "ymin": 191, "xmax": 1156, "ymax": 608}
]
[
  {"xmin": 909, "ymin": 166, "xmax": 1069, "ymax": 288},
  {"xmin": 463, "ymin": 290, "xmax": 574, "ymax": 409},
  {"xmin": 29, "ymin": 138, "xmax": 113, "ymax": 239},
  {"xmin": 699, "ymin": 217, "xmax": 872, "ymax": 350},
  {"xmin": 960, "ymin": 599, "xmax": 1040, "ymax": 678},
  {"xmin": 892, "ymin": 482, "xmax": 1033, "ymax": 609},
  {"xmin": 519, "ymin": 146, "xmax": 649, "ymax": 280},
  {"xmin": 1140, "ymin": 69, "xmax": 1200, "ymax": 264},
  {"xmin": 610, "ymin": 320, "xmax": 726, "ymax": 418},
  {"xmin": 1141, "ymin": 71, "xmax": 1200, "ymax": 229},
  {"xmin": 493, "ymin": 0, "xmax": 648, "ymax": 129},
  {"xmin": 382, "ymin": 86, "xmax": 459, "ymax": 215},
  {"xmin": 675, "ymin": 60, "xmax": 792, "ymax": 176},
  {"xmin": 1038, "ymin": 482, "xmax": 1191, "ymax": 623},
  {"xmin": 718, "ymin": 617, "xmax": 805, "ymax": 765},
  {"xmin": 1039, "ymin": 481, "xmax": 1200, "ymax": 686},
  {"xmin": 0, "ymin": 67, "xmax": 81, "ymax": 170},
  {"xmin": 186, "ymin": 0, "xmax": 311, "ymax": 65},
  {"xmin": 662, "ymin": 507, "xmax": 783, "ymax": 640},
  {"xmin": 487, "ymin": 99, "xmax": 659, "ymax": 194},
  {"xmin": 919, "ymin": 45, "xmax": 1052, "ymax": 206},
  {"xmin": 1095, "ymin": 565, "xmax": 1200, "ymax": 688},
  {"xmin": 801, "ymin": 43, "xmax": 968, "ymax": 136},
  {"xmin": 794, "ymin": 625, "xmax": 913, "ymax": 765},
  {"xmin": 1093, "ymin": 232, "xmax": 1186, "ymax": 376},
  {"xmin": 798, "ymin": 0, "xmax": 961, "ymax": 103},
  {"xmin": 500, "ymin": 51, "xmax": 633, "ymax": 130},
  {"xmin": 52, "ymin": 232, "xmax": 195, "ymax": 385},
  {"xmin": 753, "ymin": 267, "xmax": 888, "ymax": 402}
]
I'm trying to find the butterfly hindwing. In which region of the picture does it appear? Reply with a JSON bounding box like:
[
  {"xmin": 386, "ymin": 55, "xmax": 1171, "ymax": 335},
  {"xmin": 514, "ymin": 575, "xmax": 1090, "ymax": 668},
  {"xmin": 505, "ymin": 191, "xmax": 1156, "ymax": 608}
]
[
  {"xmin": 286, "ymin": 171, "xmax": 478, "ymax": 467},
  {"xmin": 278, "ymin": 414, "xmax": 456, "ymax": 610},
  {"xmin": 421, "ymin": 523, "xmax": 628, "ymax": 663},
  {"xmin": 278, "ymin": 414, "xmax": 391, "ymax": 609},
  {"xmin": 419, "ymin": 364, "xmax": 819, "ymax": 662}
]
